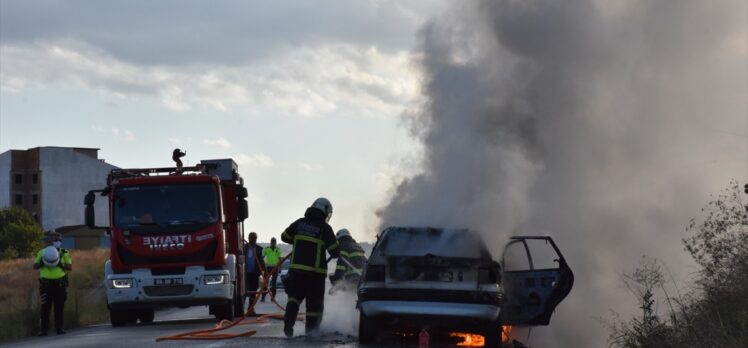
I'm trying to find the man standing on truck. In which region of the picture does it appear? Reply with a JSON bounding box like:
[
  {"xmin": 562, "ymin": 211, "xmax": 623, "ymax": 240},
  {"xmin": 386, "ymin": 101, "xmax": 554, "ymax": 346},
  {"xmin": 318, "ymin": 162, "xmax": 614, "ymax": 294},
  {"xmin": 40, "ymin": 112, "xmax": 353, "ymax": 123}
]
[
  {"xmin": 244, "ymin": 232, "xmax": 265, "ymax": 313},
  {"xmin": 281, "ymin": 197, "xmax": 340, "ymax": 337},
  {"xmin": 32, "ymin": 231, "xmax": 72, "ymax": 336},
  {"xmin": 329, "ymin": 228, "xmax": 367, "ymax": 292},
  {"xmin": 261, "ymin": 237, "xmax": 281, "ymax": 302}
]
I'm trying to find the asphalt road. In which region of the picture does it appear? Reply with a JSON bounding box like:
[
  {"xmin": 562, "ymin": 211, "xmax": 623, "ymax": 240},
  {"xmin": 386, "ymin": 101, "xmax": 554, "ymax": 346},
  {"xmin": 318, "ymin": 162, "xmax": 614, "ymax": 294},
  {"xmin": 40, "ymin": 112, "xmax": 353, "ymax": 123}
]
[
  {"xmin": 2, "ymin": 291, "xmax": 368, "ymax": 348},
  {"xmin": 3, "ymin": 289, "xmax": 514, "ymax": 348}
]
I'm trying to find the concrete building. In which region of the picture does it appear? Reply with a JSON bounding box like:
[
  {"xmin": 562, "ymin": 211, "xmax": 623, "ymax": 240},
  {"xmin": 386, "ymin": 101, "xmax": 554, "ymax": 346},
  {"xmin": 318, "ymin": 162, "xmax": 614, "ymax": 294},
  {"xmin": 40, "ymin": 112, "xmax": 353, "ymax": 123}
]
[{"xmin": 0, "ymin": 147, "xmax": 118, "ymax": 238}]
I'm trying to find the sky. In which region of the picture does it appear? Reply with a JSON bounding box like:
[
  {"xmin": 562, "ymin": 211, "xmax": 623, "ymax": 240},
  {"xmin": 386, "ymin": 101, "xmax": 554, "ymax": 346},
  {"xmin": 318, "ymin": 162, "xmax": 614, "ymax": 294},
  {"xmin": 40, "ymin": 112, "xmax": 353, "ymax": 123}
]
[
  {"xmin": 0, "ymin": 0, "xmax": 448, "ymax": 244},
  {"xmin": 2, "ymin": 1, "xmax": 747, "ymax": 346}
]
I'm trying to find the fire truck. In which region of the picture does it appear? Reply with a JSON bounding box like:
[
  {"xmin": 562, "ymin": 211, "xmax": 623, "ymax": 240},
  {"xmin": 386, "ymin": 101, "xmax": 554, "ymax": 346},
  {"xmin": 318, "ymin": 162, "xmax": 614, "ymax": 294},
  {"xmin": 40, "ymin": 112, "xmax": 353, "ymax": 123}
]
[{"xmin": 84, "ymin": 159, "xmax": 249, "ymax": 326}]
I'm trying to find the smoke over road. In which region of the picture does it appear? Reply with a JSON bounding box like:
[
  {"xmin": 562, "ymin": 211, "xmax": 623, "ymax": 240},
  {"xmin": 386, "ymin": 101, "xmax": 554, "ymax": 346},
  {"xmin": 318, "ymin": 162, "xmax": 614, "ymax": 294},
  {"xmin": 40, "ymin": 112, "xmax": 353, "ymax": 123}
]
[{"xmin": 377, "ymin": 0, "xmax": 747, "ymax": 346}]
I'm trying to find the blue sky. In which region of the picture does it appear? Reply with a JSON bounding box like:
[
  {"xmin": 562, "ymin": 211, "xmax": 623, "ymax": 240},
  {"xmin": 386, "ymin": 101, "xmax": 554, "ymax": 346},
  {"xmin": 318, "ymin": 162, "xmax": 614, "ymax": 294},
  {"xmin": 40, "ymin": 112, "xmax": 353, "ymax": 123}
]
[{"xmin": 0, "ymin": 0, "xmax": 449, "ymax": 242}]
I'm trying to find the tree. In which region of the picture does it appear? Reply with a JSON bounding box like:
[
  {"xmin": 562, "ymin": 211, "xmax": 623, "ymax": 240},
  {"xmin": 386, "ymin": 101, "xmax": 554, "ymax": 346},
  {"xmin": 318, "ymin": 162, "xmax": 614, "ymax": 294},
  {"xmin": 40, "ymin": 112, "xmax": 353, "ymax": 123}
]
[
  {"xmin": 0, "ymin": 207, "xmax": 44, "ymax": 260},
  {"xmin": 608, "ymin": 181, "xmax": 748, "ymax": 347},
  {"xmin": 684, "ymin": 180, "xmax": 748, "ymax": 285}
]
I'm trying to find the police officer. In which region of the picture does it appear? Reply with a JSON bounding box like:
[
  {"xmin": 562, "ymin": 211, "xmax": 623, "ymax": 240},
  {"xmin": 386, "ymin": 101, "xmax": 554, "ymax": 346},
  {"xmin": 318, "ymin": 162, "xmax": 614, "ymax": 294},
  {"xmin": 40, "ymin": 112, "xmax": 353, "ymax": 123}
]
[
  {"xmin": 329, "ymin": 228, "xmax": 367, "ymax": 292},
  {"xmin": 281, "ymin": 198, "xmax": 339, "ymax": 337},
  {"xmin": 33, "ymin": 231, "xmax": 72, "ymax": 336},
  {"xmin": 261, "ymin": 237, "xmax": 281, "ymax": 302}
]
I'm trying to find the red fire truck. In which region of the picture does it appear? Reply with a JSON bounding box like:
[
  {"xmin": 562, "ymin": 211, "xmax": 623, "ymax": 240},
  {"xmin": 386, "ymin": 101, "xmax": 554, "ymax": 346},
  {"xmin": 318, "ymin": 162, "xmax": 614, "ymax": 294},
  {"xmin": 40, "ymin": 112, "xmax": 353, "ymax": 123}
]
[{"xmin": 84, "ymin": 159, "xmax": 249, "ymax": 326}]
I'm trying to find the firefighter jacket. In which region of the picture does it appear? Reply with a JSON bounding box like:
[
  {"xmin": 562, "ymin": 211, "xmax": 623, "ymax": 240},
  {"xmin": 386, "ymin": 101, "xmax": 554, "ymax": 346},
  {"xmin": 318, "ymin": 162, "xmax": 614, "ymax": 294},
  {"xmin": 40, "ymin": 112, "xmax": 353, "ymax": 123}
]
[
  {"xmin": 333, "ymin": 235, "xmax": 366, "ymax": 281},
  {"xmin": 281, "ymin": 207, "xmax": 340, "ymax": 275}
]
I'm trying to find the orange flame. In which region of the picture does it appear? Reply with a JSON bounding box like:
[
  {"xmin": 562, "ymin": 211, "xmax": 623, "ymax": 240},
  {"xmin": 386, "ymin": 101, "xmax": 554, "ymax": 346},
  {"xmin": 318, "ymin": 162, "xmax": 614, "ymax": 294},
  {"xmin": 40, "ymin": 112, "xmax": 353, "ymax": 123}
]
[
  {"xmin": 502, "ymin": 326, "xmax": 513, "ymax": 343},
  {"xmin": 448, "ymin": 332, "xmax": 485, "ymax": 347}
]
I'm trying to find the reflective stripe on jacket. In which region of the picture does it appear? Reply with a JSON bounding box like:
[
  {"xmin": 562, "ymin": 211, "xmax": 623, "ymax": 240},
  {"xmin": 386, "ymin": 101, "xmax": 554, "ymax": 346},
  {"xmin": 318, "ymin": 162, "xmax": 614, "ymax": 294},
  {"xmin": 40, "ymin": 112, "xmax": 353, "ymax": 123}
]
[
  {"xmin": 334, "ymin": 236, "xmax": 366, "ymax": 279},
  {"xmin": 281, "ymin": 207, "xmax": 339, "ymax": 275}
]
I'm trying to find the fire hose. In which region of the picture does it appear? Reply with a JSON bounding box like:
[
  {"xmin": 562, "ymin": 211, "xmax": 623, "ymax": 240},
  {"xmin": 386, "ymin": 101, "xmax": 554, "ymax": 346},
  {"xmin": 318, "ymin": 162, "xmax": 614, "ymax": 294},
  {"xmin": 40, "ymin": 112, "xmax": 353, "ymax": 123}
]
[
  {"xmin": 338, "ymin": 256, "xmax": 362, "ymax": 276},
  {"xmin": 155, "ymin": 251, "xmax": 298, "ymax": 341}
]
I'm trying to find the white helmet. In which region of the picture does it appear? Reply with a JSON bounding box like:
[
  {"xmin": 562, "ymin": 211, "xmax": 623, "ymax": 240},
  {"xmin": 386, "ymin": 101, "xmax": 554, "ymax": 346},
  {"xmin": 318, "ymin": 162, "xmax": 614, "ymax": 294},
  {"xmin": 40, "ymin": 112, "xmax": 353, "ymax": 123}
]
[
  {"xmin": 42, "ymin": 246, "xmax": 60, "ymax": 267},
  {"xmin": 336, "ymin": 228, "xmax": 350, "ymax": 239},
  {"xmin": 311, "ymin": 197, "xmax": 333, "ymax": 222}
]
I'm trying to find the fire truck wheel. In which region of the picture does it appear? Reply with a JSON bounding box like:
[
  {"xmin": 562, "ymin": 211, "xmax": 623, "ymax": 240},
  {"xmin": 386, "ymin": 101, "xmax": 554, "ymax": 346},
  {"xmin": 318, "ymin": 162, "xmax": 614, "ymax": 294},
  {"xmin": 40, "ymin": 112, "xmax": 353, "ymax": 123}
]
[
  {"xmin": 126, "ymin": 311, "xmax": 139, "ymax": 324},
  {"xmin": 110, "ymin": 309, "xmax": 128, "ymax": 327},
  {"xmin": 139, "ymin": 308, "xmax": 155, "ymax": 323},
  {"xmin": 213, "ymin": 300, "xmax": 235, "ymax": 322},
  {"xmin": 232, "ymin": 287, "xmax": 244, "ymax": 316},
  {"xmin": 358, "ymin": 311, "xmax": 377, "ymax": 344}
]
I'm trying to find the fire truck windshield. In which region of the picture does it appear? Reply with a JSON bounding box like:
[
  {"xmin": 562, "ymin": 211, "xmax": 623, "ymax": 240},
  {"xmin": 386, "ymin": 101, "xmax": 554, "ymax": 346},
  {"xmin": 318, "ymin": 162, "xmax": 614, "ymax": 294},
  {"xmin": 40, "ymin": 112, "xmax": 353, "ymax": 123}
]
[{"xmin": 113, "ymin": 183, "xmax": 219, "ymax": 229}]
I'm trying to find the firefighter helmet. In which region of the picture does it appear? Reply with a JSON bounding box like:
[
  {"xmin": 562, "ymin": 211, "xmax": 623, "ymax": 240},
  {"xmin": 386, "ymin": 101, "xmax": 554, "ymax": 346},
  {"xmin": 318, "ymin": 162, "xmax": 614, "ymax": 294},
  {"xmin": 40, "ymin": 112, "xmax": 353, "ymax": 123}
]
[
  {"xmin": 336, "ymin": 228, "xmax": 350, "ymax": 239},
  {"xmin": 42, "ymin": 246, "xmax": 60, "ymax": 267},
  {"xmin": 311, "ymin": 197, "xmax": 333, "ymax": 222}
]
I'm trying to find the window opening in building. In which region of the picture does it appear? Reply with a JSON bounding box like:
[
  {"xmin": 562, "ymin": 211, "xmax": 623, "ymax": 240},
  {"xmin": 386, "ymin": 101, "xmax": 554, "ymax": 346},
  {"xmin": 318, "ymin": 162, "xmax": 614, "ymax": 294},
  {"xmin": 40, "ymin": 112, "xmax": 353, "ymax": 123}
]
[
  {"xmin": 15, "ymin": 174, "xmax": 22, "ymax": 184},
  {"xmin": 15, "ymin": 194, "xmax": 22, "ymax": 205},
  {"xmin": 32, "ymin": 173, "xmax": 38, "ymax": 185},
  {"xmin": 32, "ymin": 194, "xmax": 38, "ymax": 205}
]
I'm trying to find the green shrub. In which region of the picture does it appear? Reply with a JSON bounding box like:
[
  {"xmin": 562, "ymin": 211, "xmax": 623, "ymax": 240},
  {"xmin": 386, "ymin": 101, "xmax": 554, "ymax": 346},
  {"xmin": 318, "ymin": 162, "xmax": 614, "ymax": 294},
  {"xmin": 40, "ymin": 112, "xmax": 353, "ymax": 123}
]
[{"xmin": 0, "ymin": 207, "xmax": 43, "ymax": 260}]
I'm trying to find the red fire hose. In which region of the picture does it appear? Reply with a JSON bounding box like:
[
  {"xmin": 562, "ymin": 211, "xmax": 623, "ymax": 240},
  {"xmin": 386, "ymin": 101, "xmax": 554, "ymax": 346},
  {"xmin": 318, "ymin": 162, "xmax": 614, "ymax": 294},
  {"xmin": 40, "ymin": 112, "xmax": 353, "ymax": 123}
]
[{"xmin": 155, "ymin": 252, "xmax": 298, "ymax": 341}]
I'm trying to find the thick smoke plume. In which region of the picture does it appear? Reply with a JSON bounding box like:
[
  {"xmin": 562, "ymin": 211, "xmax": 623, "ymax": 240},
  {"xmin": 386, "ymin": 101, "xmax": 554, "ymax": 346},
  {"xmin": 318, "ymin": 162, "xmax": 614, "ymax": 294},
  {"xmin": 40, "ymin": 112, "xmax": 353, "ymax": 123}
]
[{"xmin": 377, "ymin": 0, "xmax": 747, "ymax": 346}]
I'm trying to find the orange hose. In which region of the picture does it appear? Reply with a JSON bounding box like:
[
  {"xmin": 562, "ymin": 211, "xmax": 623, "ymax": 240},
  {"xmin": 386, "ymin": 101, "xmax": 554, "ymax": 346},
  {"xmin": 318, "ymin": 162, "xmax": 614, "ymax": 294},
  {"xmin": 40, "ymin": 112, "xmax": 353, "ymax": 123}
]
[{"xmin": 156, "ymin": 253, "xmax": 299, "ymax": 342}]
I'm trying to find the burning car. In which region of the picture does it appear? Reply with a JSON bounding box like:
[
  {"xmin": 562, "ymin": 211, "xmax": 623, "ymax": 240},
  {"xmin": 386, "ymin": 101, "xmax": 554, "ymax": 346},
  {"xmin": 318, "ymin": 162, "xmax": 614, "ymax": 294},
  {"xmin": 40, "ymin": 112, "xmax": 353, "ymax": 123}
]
[{"xmin": 356, "ymin": 227, "xmax": 573, "ymax": 347}]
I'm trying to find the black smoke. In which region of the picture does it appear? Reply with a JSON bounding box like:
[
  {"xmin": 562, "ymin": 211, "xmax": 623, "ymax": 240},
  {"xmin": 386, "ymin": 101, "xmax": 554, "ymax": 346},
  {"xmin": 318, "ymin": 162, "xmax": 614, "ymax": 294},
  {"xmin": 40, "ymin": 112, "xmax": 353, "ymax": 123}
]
[{"xmin": 377, "ymin": 0, "xmax": 747, "ymax": 345}]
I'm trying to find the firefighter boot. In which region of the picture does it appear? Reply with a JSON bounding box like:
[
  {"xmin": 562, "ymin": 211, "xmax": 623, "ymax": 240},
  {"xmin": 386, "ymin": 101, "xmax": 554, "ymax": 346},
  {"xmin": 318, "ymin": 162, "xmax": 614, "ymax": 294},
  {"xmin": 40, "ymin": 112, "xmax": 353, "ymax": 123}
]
[
  {"xmin": 305, "ymin": 312, "xmax": 323, "ymax": 335},
  {"xmin": 284, "ymin": 298, "xmax": 300, "ymax": 338}
]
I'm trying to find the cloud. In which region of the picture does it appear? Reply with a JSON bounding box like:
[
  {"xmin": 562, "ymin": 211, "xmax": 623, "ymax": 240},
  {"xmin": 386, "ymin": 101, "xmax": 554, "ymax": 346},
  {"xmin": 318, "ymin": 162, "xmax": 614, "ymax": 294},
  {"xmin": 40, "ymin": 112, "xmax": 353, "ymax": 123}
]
[
  {"xmin": 202, "ymin": 137, "xmax": 232, "ymax": 149},
  {"xmin": 296, "ymin": 162, "xmax": 323, "ymax": 171},
  {"xmin": 90, "ymin": 124, "xmax": 135, "ymax": 141},
  {"xmin": 111, "ymin": 128, "xmax": 135, "ymax": 142},
  {"xmin": 0, "ymin": 41, "xmax": 419, "ymax": 118},
  {"xmin": 231, "ymin": 153, "xmax": 274, "ymax": 168},
  {"xmin": 0, "ymin": 1, "xmax": 439, "ymax": 67}
]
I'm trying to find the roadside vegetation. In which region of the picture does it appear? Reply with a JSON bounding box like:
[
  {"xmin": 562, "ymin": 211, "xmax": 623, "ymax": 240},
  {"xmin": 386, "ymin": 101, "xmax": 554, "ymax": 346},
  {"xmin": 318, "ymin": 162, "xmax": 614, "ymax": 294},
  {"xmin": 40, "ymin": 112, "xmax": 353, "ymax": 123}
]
[
  {"xmin": 0, "ymin": 248, "xmax": 110, "ymax": 342},
  {"xmin": 607, "ymin": 181, "xmax": 748, "ymax": 347},
  {"xmin": 0, "ymin": 207, "xmax": 43, "ymax": 260}
]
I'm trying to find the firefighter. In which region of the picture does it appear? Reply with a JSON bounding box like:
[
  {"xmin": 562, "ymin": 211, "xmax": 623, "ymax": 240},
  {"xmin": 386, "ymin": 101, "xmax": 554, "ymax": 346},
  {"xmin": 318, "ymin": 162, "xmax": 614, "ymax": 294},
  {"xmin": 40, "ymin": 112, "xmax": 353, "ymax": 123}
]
[
  {"xmin": 281, "ymin": 197, "xmax": 340, "ymax": 337},
  {"xmin": 172, "ymin": 148, "xmax": 186, "ymax": 170},
  {"xmin": 329, "ymin": 228, "xmax": 367, "ymax": 292},
  {"xmin": 244, "ymin": 232, "xmax": 265, "ymax": 313},
  {"xmin": 32, "ymin": 231, "xmax": 72, "ymax": 336},
  {"xmin": 261, "ymin": 237, "xmax": 281, "ymax": 302}
]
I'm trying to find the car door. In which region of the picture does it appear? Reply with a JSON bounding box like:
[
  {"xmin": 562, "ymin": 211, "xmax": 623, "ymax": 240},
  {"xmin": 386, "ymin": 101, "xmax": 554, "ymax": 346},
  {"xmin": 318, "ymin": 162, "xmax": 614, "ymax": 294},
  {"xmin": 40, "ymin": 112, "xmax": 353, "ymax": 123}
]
[{"xmin": 500, "ymin": 236, "xmax": 574, "ymax": 326}]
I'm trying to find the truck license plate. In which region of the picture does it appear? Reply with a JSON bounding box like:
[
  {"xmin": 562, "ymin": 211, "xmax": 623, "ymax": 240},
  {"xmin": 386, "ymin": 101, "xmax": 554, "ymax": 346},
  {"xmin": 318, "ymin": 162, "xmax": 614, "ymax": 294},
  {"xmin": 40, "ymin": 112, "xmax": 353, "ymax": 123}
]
[{"xmin": 154, "ymin": 278, "xmax": 183, "ymax": 285}]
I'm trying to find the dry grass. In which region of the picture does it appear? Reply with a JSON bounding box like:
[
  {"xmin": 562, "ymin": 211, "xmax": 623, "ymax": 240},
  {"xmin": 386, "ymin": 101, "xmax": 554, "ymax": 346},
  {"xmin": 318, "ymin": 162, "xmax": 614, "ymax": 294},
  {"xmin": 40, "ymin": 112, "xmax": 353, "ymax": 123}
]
[{"xmin": 0, "ymin": 248, "xmax": 110, "ymax": 342}]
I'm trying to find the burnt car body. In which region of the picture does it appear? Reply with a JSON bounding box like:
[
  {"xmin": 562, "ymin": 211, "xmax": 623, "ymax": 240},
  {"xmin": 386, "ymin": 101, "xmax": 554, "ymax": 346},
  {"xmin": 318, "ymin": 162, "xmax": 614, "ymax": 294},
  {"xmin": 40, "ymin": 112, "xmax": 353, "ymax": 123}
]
[{"xmin": 356, "ymin": 227, "xmax": 573, "ymax": 346}]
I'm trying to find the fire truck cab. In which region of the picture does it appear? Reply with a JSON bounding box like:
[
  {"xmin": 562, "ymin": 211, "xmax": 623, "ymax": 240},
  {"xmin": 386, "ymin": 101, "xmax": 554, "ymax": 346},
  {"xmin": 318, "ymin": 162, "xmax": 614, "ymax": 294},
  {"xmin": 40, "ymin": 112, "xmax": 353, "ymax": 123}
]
[{"xmin": 85, "ymin": 159, "xmax": 249, "ymax": 326}]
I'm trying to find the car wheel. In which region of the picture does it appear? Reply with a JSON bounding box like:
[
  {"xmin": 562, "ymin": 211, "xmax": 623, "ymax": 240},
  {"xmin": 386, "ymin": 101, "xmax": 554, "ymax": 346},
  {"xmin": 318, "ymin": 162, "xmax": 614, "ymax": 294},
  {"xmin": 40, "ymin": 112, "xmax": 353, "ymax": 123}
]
[
  {"xmin": 483, "ymin": 321, "xmax": 501, "ymax": 348},
  {"xmin": 358, "ymin": 311, "xmax": 377, "ymax": 344}
]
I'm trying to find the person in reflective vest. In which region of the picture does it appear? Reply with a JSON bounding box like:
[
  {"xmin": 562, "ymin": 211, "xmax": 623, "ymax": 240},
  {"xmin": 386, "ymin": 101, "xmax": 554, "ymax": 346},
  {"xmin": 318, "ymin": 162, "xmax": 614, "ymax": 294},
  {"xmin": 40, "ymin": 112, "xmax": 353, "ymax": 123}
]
[
  {"xmin": 281, "ymin": 197, "xmax": 339, "ymax": 337},
  {"xmin": 261, "ymin": 237, "xmax": 281, "ymax": 301},
  {"xmin": 329, "ymin": 228, "xmax": 366, "ymax": 291},
  {"xmin": 33, "ymin": 231, "xmax": 72, "ymax": 336}
]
